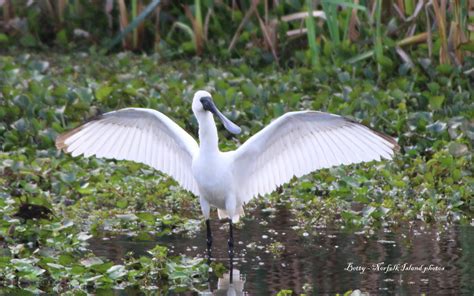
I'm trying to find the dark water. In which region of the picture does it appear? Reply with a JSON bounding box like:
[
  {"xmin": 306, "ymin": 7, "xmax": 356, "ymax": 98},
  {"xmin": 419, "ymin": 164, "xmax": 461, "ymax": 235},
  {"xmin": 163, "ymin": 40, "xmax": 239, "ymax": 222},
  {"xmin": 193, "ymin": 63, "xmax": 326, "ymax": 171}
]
[{"xmin": 89, "ymin": 207, "xmax": 474, "ymax": 295}]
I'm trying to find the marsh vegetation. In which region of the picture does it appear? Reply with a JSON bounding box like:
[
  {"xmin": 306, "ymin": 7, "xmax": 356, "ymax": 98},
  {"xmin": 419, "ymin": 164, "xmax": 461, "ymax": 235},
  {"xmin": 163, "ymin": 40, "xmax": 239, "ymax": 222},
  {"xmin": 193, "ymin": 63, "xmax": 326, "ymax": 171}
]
[{"xmin": 0, "ymin": 0, "xmax": 472, "ymax": 294}]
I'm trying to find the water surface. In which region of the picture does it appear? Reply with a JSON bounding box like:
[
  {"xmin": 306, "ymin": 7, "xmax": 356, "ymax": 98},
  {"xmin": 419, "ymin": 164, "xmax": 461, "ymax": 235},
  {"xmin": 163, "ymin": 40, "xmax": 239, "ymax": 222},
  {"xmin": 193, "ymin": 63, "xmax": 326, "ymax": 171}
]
[{"xmin": 90, "ymin": 207, "xmax": 474, "ymax": 295}]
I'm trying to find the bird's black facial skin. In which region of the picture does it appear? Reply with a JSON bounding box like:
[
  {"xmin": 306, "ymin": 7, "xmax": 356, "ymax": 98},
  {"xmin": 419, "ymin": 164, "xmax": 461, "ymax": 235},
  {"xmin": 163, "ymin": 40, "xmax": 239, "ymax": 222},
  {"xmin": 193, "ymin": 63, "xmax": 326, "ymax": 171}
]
[
  {"xmin": 200, "ymin": 96, "xmax": 214, "ymax": 112},
  {"xmin": 199, "ymin": 96, "xmax": 242, "ymax": 135}
]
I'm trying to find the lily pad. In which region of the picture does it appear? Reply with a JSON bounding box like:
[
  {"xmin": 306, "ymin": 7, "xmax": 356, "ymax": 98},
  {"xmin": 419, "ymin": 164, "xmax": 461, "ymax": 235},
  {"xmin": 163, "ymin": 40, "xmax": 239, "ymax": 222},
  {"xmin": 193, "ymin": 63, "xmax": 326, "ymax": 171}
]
[{"xmin": 448, "ymin": 143, "xmax": 469, "ymax": 157}]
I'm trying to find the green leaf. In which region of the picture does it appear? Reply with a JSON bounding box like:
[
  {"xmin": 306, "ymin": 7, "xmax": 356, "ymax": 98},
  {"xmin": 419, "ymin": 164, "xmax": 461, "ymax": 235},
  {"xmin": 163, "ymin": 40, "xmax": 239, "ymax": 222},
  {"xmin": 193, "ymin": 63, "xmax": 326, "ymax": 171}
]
[
  {"xmin": 460, "ymin": 40, "xmax": 474, "ymax": 52},
  {"xmin": 276, "ymin": 290, "xmax": 293, "ymax": 296},
  {"xmin": 47, "ymin": 263, "xmax": 64, "ymax": 269},
  {"xmin": 96, "ymin": 85, "xmax": 114, "ymax": 101},
  {"xmin": 85, "ymin": 275, "xmax": 103, "ymax": 282},
  {"xmin": 20, "ymin": 34, "xmax": 37, "ymax": 47},
  {"xmin": 56, "ymin": 29, "xmax": 68, "ymax": 47},
  {"xmin": 116, "ymin": 200, "xmax": 128, "ymax": 209},
  {"xmin": 362, "ymin": 206, "xmax": 376, "ymax": 217},
  {"xmin": 429, "ymin": 95, "xmax": 445, "ymax": 110},
  {"xmin": 436, "ymin": 64, "xmax": 453, "ymax": 75},
  {"xmin": 242, "ymin": 82, "xmax": 258, "ymax": 98},
  {"xmin": 92, "ymin": 262, "xmax": 114, "ymax": 273},
  {"xmin": 137, "ymin": 212, "xmax": 155, "ymax": 223},
  {"xmin": 80, "ymin": 257, "xmax": 104, "ymax": 268},
  {"xmin": 59, "ymin": 254, "xmax": 75, "ymax": 266},
  {"xmin": 448, "ymin": 143, "xmax": 468, "ymax": 157},
  {"xmin": 377, "ymin": 55, "xmax": 393, "ymax": 68},
  {"xmin": 427, "ymin": 82, "xmax": 440, "ymax": 93},
  {"xmin": 106, "ymin": 265, "xmax": 127, "ymax": 280},
  {"xmin": 71, "ymin": 265, "xmax": 87, "ymax": 275},
  {"xmin": 0, "ymin": 33, "xmax": 9, "ymax": 43},
  {"xmin": 116, "ymin": 213, "xmax": 138, "ymax": 221}
]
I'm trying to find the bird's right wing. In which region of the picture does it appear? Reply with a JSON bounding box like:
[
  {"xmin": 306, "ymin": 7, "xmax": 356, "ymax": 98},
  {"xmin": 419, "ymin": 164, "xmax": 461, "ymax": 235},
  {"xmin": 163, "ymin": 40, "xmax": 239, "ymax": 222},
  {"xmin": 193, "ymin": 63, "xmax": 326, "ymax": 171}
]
[
  {"xmin": 56, "ymin": 108, "xmax": 199, "ymax": 195},
  {"xmin": 232, "ymin": 111, "xmax": 399, "ymax": 203}
]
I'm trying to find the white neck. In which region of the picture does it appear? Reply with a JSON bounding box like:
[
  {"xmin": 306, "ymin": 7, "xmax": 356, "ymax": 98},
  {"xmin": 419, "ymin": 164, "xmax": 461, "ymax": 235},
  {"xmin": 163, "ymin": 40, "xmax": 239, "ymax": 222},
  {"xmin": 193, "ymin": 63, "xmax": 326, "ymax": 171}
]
[{"xmin": 197, "ymin": 112, "xmax": 219, "ymax": 153}]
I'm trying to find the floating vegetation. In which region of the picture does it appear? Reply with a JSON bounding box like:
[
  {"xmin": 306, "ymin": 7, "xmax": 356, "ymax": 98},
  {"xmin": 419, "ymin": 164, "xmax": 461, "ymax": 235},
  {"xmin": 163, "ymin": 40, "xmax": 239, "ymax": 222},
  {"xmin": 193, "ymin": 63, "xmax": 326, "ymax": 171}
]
[{"xmin": 0, "ymin": 51, "xmax": 472, "ymax": 293}]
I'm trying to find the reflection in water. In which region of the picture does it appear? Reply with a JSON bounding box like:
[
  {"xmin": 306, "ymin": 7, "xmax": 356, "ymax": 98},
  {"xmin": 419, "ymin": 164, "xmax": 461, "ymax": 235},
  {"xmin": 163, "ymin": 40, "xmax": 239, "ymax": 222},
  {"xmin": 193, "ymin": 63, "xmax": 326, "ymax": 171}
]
[
  {"xmin": 215, "ymin": 269, "xmax": 246, "ymax": 296},
  {"xmin": 89, "ymin": 206, "xmax": 474, "ymax": 294},
  {"xmin": 199, "ymin": 269, "xmax": 246, "ymax": 296}
]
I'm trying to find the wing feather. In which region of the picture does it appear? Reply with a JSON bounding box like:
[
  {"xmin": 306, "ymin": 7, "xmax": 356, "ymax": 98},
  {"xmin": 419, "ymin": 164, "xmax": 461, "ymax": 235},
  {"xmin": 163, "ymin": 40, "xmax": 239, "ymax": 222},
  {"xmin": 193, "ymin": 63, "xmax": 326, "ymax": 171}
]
[
  {"xmin": 326, "ymin": 130, "xmax": 350, "ymax": 165},
  {"xmin": 114, "ymin": 126, "xmax": 130, "ymax": 160},
  {"xmin": 353, "ymin": 125, "xmax": 392, "ymax": 157},
  {"xmin": 136, "ymin": 127, "xmax": 145, "ymax": 163},
  {"xmin": 310, "ymin": 132, "xmax": 325, "ymax": 169},
  {"xmin": 142, "ymin": 125, "xmax": 150, "ymax": 165},
  {"xmin": 56, "ymin": 108, "xmax": 199, "ymax": 195},
  {"xmin": 69, "ymin": 123, "xmax": 105, "ymax": 155},
  {"xmin": 305, "ymin": 125, "xmax": 320, "ymax": 169},
  {"xmin": 97, "ymin": 125, "xmax": 119, "ymax": 158},
  {"xmin": 89, "ymin": 123, "xmax": 111, "ymax": 156},
  {"xmin": 338, "ymin": 127, "xmax": 368, "ymax": 162},
  {"xmin": 232, "ymin": 111, "xmax": 399, "ymax": 202},
  {"xmin": 347, "ymin": 126, "xmax": 380, "ymax": 161}
]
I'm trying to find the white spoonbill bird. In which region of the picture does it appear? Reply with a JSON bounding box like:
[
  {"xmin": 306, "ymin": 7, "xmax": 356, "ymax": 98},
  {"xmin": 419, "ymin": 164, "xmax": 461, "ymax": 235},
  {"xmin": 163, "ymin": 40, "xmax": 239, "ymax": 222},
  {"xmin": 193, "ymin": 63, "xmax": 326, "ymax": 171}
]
[{"xmin": 56, "ymin": 90, "xmax": 399, "ymax": 280}]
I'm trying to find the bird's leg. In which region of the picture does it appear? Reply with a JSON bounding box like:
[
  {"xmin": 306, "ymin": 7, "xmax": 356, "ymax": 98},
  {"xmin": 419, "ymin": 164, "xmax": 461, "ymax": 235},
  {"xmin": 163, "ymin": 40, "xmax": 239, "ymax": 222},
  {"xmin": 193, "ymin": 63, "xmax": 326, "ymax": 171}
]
[
  {"xmin": 228, "ymin": 218, "xmax": 234, "ymax": 283},
  {"xmin": 206, "ymin": 219, "xmax": 213, "ymax": 264},
  {"xmin": 205, "ymin": 219, "xmax": 213, "ymax": 292}
]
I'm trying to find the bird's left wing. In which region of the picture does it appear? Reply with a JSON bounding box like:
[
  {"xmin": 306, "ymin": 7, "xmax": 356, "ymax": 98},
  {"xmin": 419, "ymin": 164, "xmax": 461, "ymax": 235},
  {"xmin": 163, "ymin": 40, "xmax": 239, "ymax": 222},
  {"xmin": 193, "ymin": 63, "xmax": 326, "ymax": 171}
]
[
  {"xmin": 231, "ymin": 111, "xmax": 399, "ymax": 203},
  {"xmin": 56, "ymin": 108, "xmax": 199, "ymax": 195}
]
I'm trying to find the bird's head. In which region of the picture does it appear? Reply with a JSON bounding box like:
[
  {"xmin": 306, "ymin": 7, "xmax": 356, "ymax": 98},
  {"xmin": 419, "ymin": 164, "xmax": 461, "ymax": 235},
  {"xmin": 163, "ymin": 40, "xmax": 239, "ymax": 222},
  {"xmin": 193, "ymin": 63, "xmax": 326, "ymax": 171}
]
[{"xmin": 192, "ymin": 90, "xmax": 241, "ymax": 134}]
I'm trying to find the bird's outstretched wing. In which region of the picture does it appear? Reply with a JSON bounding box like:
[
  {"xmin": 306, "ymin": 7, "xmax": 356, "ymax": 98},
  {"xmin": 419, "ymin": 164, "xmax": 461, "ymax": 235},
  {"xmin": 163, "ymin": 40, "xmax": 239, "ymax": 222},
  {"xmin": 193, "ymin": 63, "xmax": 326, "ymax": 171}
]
[
  {"xmin": 56, "ymin": 108, "xmax": 199, "ymax": 195},
  {"xmin": 232, "ymin": 111, "xmax": 399, "ymax": 202}
]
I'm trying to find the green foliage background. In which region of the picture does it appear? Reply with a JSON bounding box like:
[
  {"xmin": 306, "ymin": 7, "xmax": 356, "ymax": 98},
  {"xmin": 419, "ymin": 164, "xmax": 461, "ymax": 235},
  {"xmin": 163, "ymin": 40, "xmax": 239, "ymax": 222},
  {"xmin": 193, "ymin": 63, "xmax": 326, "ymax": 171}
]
[{"xmin": 0, "ymin": 48, "xmax": 472, "ymax": 292}]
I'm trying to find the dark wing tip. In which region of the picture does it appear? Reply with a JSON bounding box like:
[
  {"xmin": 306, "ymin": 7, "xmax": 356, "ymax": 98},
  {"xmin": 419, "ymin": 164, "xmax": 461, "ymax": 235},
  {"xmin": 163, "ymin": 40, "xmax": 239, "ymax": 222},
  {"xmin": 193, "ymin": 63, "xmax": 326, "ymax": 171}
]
[
  {"xmin": 343, "ymin": 116, "xmax": 400, "ymax": 153},
  {"xmin": 371, "ymin": 129, "xmax": 401, "ymax": 152},
  {"xmin": 55, "ymin": 126, "xmax": 83, "ymax": 151},
  {"xmin": 55, "ymin": 114, "xmax": 104, "ymax": 152}
]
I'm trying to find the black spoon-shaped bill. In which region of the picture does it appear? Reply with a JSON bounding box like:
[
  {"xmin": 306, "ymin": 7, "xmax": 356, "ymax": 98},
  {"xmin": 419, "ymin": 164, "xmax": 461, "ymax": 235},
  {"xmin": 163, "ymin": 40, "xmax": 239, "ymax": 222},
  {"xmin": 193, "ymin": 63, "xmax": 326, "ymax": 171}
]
[{"xmin": 200, "ymin": 96, "xmax": 241, "ymax": 134}]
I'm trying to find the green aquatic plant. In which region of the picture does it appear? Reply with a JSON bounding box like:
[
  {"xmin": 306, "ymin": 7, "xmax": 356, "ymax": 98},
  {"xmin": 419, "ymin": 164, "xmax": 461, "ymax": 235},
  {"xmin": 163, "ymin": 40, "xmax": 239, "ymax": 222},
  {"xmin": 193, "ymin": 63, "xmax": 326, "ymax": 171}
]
[{"xmin": 0, "ymin": 51, "xmax": 472, "ymax": 293}]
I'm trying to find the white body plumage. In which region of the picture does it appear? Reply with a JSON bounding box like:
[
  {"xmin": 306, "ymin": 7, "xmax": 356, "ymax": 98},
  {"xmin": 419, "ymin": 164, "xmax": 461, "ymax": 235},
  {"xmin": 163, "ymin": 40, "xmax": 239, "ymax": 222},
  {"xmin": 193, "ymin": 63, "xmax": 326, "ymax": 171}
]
[{"xmin": 56, "ymin": 90, "xmax": 399, "ymax": 223}]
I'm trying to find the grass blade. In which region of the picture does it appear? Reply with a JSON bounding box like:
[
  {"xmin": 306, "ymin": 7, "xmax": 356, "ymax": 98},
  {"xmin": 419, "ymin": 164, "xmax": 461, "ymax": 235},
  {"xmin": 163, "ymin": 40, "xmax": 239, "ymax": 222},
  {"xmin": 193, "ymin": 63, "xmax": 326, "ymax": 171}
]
[
  {"xmin": 346, "ymin": 49, "xmax": 374, "ymax": 64},
  {"xmin": 404, "ymin": 0, "xmax": 414, "ymax": 15},
  {"xmin": 321, "ymin": 0, "xmax": 340, "ymax": 46},
  {"xmin": 281, "ymin": 11, "xmax": 326, "ymax": 22},
  {"xmin": 397, "ymin": 32, "xmax": 428, "ymax": 47},
  {"xmin": 195, "ymin": 0, "xmax": 203, "ymax": 34},
  {"xmin": 322, "ymin": 0, "xmax": 367, "ymax": 11},
  {"xmin": 228, "ymin": 0, "xmax": 258, "ymax": 52},
  {"xmin": 256, "ymin": 10, "xmax": 279, "ymax": 63},
  {"xmin": 117, "ymin": 0, "xmax": 130, "ymax": 49},
  {"xmin": 348, "ymin": 0, "xmax": 361, "ymax": 42},
  {"xmin": 132, "ymin": 0, "xmax": 138, "ymax": 49},
  {"xmin": 425, "ymin": 2, "xmax": 433, "ymax": 58},
  {"xmin": 431, "ymin": 0, "xmax": 449, "ymax": 64},
  {"xmin": 396, "ymin": 0, "xmax": 405, "ymax": 16},
  {"xmin": 395, "ymin": 46, "xmax": 414, "ymax": 67},
  {"xmin": 107, "ymin": 0, "xmax": 161, "ymax": 51},
  {"xmin": 171, "ymin": 22, "xmax": 195, "ymax": 42},
  {"xmin": 183, "ymin": 4, "xmax": 204, "ymax": 55},
  {"xmin": 58, "ymin": 0, "xmax": 67, "ymax": 23},
  {"xmin": 374, "ymin": 0, "xmax": 383, "ymax": 63},
  {"xmin": 305, "ymin": 0, "xmax": 320, "ymax": 67},
  {"xmin": 2, "ymin": 0, "xmax": 12, "ymax": 23}
]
